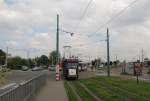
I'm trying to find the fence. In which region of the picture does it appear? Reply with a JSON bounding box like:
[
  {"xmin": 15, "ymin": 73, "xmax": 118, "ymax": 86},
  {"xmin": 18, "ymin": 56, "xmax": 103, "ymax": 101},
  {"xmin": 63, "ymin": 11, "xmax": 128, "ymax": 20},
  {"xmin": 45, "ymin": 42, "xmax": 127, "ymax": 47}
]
[{"xmin": 0, "ymin": 74, "xmax": 46, "ymax": 101}]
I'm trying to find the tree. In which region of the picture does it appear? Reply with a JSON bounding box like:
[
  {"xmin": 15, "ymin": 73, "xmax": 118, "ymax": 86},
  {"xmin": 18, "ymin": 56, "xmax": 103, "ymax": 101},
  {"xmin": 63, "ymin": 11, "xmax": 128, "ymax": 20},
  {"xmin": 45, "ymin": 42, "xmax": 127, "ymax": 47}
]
[
  {"xmin": 20, "ymin": 59, "xmax": 28, "ymax": 66},
  {"xmin": 0, "ymin": 49, "xmax": 6, "ymax": 65},
  {"xmin": 49, "ymin": 51, "xmax": 60, "ymax": 65},
  {"xmin": 37, "ymin": 55, "xmax": 49, "ymax": 66},
  {"xmin": 8, "ymin": 56, "xmax": 22, "ymax": 69},
  {"xmin": 7, "ymin": 56, "xmax": 30, "ymax": 69},
  {"xmin": 28, "ymin": 58, "xmax": 35, "ymax": 68}
]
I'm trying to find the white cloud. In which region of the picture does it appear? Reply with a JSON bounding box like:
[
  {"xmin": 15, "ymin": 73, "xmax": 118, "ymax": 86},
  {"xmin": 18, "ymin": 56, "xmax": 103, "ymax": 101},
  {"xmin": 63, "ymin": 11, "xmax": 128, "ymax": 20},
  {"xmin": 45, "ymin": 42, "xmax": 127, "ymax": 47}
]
[
  {"xmin": 0, "ymin": 0, "xmax": 150, "ymax": 61},
  {"xmin": 6, "ymin": 40, "xmax": 19, "ymax": 47},
  {"xmin": 0, "ymin": 0, "xmax": 4, "ymax": 7}
]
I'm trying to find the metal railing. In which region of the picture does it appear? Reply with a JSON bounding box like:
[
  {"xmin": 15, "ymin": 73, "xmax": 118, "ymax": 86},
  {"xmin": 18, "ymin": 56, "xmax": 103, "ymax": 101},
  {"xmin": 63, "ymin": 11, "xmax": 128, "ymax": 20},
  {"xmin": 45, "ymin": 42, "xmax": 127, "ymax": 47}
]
[{"xmin": 0, "ymin": 74, "xmax": 46, "ymax": 101}]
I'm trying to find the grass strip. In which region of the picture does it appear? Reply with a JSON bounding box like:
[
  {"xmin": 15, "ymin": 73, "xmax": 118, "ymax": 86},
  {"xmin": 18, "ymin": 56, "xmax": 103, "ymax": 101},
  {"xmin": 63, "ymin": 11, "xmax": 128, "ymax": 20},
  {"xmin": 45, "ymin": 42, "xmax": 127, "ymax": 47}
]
[
  {"xmin": 70, "ymin": 81, "xmax": 97, "ymax": 101},
  {"xmin": 64, "ymin": 81, "xmax": 78, "ymax": 101},
  {"xmin": 88, "ymin": 79, "xmax": 149, "ymax": 101},
  {"xmin": 78, "ymin": 82, "xmax": 102, "ymax": 101},
  {"xmin": 80, "ymin": 80, "xmax": 129, "ymax": 101},
  {"xmin": 92, "ymin": 76, "xmax": 150, "ymax": 98}
]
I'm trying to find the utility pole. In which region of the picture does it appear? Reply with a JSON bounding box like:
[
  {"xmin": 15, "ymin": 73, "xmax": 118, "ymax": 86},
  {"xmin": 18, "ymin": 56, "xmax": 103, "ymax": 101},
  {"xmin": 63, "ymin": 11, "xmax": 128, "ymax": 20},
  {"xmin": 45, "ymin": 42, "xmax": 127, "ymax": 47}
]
[
  {"xmin": 138, "ymin": 55, "xmax": 140, "ymax": 62},
  {"xmin": 5, "ymin": 47, "xmax": 8, "ymax": 68},
  {"xmin": 56, "ymin": 14, "xmax": 59, "ymax": 64},
  {"xmin": 141, "ymin": 48, "xmax": 144, "ymax": 67},
  {"xmin": 27, "ymin": 50, "xmax": 30, "ymax": 67},
  {"xmin": 107, "ymin": 28, "xmax": 110, "ymax": 77}
]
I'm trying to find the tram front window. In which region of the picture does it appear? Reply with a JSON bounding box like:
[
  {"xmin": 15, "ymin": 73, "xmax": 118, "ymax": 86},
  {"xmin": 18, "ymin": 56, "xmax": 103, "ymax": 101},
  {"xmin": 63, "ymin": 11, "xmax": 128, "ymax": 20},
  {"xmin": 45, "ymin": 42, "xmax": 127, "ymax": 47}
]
[{"xmin": 67, "ymin": 63, "xmax": 77, "ymax": 68}]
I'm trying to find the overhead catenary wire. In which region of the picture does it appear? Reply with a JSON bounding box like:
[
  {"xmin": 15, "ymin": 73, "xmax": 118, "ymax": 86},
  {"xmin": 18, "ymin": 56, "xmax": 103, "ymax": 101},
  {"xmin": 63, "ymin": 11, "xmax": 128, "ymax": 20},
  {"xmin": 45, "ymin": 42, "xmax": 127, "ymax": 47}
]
[
  {"xmin": 74, "ymin": 0, "xmax": 93, "ymax": 33},
  {"xmin": 60, "ymin": 0, "xmax": 141, "ymax": 58},
  {"xmin": 59, "ymin": 0, "xmax": 93, "ymax": 48},
  {"xmin": 66, "ymin": 0, "xmax": 141, "ymax": 39},
  {"xmin": 60, "ymin": 0, "xmax": 93, "ymax": 36},
  {"xmin": 93, "ymin": 0, "xmax": 141, "ymax": 34},
  {"xmin": 79, "ymin": 0, "xmax": 93, "ymax": 22}
]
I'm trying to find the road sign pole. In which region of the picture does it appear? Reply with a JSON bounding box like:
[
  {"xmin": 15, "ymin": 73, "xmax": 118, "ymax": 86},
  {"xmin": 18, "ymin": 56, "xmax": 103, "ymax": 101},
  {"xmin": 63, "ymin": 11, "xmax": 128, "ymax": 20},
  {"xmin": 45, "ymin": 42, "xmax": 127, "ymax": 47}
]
[
  {"xmin": 141, "ymin": 48, "xmax": 144, "ymax": 66},
  {"xmin": 107, "ymin": 28, "xmax": 110, "ymax": 77},
  {"xmin": 137, "ymin": 74, "xmax": 139, "ymax": 84}
]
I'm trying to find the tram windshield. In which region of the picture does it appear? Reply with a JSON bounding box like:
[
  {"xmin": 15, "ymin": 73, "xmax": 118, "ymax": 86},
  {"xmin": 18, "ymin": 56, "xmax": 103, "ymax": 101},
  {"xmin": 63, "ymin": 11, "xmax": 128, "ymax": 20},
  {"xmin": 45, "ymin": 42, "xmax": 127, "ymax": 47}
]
[{"xmin": 67, "ymin": 63, "xmax": 78, "ymax": 68}]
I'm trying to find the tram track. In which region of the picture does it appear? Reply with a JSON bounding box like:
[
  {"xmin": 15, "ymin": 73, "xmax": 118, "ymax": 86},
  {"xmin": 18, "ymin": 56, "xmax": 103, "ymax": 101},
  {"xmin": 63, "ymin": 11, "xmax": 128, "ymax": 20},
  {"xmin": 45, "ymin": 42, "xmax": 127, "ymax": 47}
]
[{"xmin": 66, "ymin": 80, "xmax": 104, "ymax": 101}]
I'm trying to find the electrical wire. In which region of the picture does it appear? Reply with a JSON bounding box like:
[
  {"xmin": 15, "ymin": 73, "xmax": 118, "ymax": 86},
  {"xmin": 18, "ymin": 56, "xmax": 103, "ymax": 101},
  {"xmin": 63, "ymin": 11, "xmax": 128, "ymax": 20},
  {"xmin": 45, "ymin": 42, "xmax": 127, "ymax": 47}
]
[
  {"xmin": 69, "ymin": 0, "xmax": 140, "ymax": 38},
  {"xmin": 60, "ymin": 0, "xmax": 93, "ymax": 37},
  {"xmin": 79, "ymin": 0, "xmax": 93, "ymax": 23},
  {"xmin": 74, "ymin": 0, "xmax": 93, "ymax": 33},
  {"xmin": 93, "ymin": 0, "xmax": 141, "ymax": 34},
  {"xmin": 61, "ymin": 0, "xmax": 141, "ymax": 56}
]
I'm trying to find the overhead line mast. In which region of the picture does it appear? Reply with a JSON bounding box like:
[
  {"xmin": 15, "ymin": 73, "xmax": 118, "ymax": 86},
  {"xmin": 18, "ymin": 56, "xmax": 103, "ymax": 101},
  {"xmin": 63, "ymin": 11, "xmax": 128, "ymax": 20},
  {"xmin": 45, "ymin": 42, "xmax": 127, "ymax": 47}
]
[{"xmin": 56, "ymin": 14, "xmax": 59, "ymax": 64}]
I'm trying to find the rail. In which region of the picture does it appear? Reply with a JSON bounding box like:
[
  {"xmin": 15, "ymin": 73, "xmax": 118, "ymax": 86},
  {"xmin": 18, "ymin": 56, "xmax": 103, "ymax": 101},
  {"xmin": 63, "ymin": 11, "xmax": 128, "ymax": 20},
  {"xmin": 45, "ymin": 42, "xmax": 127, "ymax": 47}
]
[{"xmin": 0, "ymin": 74, "xmax": 46, "ymax": 101}]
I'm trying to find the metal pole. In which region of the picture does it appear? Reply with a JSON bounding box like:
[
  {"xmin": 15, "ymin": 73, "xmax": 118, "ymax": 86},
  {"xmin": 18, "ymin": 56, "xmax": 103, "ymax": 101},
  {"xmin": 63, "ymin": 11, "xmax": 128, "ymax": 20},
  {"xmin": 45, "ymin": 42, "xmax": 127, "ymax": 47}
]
[
  {"xmin": 27, "ymin": 50, "xmax": 30, "ymax": 67},
  {"xmin": 141, "ymin": 48, "xmax": 144, "ymax": 74},
  {"xmin": 142, "ymin": 48, "xmax": 144, "ymax": 66},
  {"xmin": 5, "ymin": 47, "xmax": 8, "ymax": 67},
  {"xmin": 56, "ymin": 14, "xmax": 59, "ymax": 64},
  {"xmin": 137, "ymin": 74, "xmax": 139, "ymax": 84},
  {"xmin": 107, "ymin": 28, "xmax": 110, "ymax": 77}
]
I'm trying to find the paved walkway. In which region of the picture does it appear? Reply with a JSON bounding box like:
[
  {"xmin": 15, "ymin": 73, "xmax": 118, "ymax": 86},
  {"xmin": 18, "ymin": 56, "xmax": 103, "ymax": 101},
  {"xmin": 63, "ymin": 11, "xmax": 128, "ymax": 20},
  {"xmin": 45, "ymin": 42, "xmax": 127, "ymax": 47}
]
[{"xmin": 34, "ymin": 78, "xmax": 68, "ymax": 101}]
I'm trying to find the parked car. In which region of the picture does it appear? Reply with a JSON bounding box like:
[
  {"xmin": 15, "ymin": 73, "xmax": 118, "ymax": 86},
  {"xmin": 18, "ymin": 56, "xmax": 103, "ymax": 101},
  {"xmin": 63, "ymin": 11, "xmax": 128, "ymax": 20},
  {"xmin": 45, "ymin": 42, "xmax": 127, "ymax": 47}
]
[
  {"xmin": 32, "ymin": 67, "xmax": 43, "ymax": 71},
  {"xmin": 42, "ymin": 65, "xmax": 48, "ymax": 69},
  {"xmin": 48, "ymin": 65, "xmax": 56, "ymax": 71},
  {"xmin": 21, "ymin": 66, "xmax": 29, "ymax": 71}
]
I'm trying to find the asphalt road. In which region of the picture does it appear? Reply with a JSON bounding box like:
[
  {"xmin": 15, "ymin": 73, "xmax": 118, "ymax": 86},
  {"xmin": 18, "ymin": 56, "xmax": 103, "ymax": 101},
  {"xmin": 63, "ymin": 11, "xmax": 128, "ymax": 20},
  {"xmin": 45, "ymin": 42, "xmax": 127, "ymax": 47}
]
[
  {"xmin": 5, "ymin": 70, "xmax": 46, "ymax": 83},
  {"xmin": 0, "ymin": 70, "xmax": 54, "ymax": 95}
]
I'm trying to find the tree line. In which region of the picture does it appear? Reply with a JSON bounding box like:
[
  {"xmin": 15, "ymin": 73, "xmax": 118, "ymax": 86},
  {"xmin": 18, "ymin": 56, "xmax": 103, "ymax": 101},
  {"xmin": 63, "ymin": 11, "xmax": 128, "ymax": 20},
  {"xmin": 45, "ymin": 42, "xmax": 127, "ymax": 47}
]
[{"xmin": 0, "ymin": 49, "xmax": 59, "ymax": 69}]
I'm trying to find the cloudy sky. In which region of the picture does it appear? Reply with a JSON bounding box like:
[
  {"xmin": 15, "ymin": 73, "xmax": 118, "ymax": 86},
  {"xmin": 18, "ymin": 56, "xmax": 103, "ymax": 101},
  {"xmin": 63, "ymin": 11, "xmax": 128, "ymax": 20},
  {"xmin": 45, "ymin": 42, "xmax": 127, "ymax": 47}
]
[{"xmin": 0, "ymin": 0, "xmax": 150, "ymax": 61}]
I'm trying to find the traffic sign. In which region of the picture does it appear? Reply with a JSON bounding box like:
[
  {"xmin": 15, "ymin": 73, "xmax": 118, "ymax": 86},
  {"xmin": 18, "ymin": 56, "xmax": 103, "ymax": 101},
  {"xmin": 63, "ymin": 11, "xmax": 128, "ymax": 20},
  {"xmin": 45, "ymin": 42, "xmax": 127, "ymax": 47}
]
[{"xmin": 134, "ymin": 63, "xmax": 141, "ymax": 75}]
